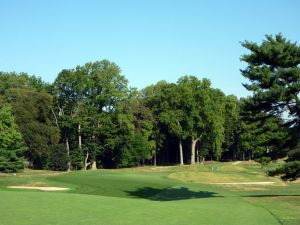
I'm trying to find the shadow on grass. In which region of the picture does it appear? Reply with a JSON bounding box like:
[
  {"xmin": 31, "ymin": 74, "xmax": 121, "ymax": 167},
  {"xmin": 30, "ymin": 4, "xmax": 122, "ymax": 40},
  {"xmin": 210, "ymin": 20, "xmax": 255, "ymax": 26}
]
[{"xmin": 125, "ymin": 187, "xmax": 222, "ymax": 201}]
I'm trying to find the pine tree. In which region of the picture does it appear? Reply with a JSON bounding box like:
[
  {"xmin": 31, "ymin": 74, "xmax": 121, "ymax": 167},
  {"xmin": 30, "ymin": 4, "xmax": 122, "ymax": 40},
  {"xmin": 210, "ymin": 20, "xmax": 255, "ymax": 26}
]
[{"xmin": 241, "ymin": 34, "xmax": 300, "ymax": 179}]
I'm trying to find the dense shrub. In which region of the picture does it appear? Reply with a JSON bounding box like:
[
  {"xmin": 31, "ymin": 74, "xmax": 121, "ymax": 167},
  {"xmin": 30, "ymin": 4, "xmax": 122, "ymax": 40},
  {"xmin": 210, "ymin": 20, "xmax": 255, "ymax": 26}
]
[
  {"xmin": 0, "ymin": 105, "xmax": 25, "ymax": 172},
  {"xmin": 255, "ymin": 157, "xmax": 272, "ymax": 168},
  {"xmin": 119, "ymin": 133, "xmax": 151, "ymax": 167},
  {"xmin": 48, "ymin": 144, "xmax": 69, "ymax": 171},
  {"xmin": 0, "ymin": 151, "xmax": 24, "ymax": 173},
  {"xmin": 268, "ymin": 161, "xmax": 300, "ymax": 181}
]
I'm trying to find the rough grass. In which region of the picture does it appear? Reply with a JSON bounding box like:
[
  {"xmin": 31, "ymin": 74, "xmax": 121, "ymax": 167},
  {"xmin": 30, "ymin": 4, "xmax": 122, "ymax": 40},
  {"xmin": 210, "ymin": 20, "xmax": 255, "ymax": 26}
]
[
  {"xmin": 0, "ymin": 162, "xmax": 299, "ymax": 225},
  {"xmin": 245, "ymin": 196, "xmax": 300, "ymax": 225},
  {"xmin": 168, "ymin": 171, "xmax": 275, "ymax": 183},
  {"xmin": 168, "ymin": 162, "xmax": 284, "ymax": 185}
]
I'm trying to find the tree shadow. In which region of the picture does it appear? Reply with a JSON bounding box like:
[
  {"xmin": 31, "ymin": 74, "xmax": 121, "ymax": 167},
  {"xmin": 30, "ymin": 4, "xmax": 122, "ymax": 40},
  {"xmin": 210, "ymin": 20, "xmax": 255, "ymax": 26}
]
[{"xmin": 125, "ymin": 186, "xmax": 222, "ymax": 201}]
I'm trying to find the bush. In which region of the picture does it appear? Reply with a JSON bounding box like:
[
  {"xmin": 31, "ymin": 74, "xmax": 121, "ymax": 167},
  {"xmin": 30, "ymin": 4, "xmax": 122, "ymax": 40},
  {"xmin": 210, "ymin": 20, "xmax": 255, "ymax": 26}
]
[
  {"xmin": 255, "ymin": 157, "xmax": 272, "ymax": 168},
  {"xmin": 119, "ymin": 133, "xmax": 151, "ymax": 168},
  {"xmin": 0, "ymin": 151, "xmax": 24, "ymax": 173},
  {"xmin": 0, "ymin": 105, "xmax": 25, "ymax": 173},
  {"xmin": 70, "ymin": 147, "xmax": 84, "ymax": 170},
  {"xmin": 268, "ymin": 161, "xmax": 300, "ymax": 181},
  {"xmin": 287, "ymin": 148, "xmax": 300, "ymax": 161},
  {"xmin": 48, "ymin": 144, "xmax": 69, "ymax": 171}
]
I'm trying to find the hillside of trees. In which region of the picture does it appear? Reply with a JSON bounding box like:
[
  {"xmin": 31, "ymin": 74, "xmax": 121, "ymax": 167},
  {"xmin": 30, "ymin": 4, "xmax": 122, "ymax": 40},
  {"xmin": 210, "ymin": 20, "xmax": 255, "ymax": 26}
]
[{"xmin": 0, "ymin": 34, "xmax": 299, "ymax": 179}]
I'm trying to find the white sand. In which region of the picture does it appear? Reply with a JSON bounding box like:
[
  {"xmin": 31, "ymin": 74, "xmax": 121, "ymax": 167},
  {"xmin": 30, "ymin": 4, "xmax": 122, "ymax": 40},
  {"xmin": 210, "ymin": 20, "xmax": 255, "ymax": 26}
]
[
  {"xmin": 209, "ymin": 182, "xmax": 275, "ymax": 185},
  {"xmin": 232, "ymin": 161, "xmax": 242, "ymax": 165},
  {"xmin": 8, "ymin": 186, "xmax": 69, "ymax": 191}
]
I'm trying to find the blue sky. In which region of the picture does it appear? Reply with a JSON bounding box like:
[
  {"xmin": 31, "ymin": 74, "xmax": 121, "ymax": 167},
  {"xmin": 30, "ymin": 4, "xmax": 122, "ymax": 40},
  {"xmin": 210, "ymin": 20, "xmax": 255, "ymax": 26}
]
[{"xmin": 1, "ymin": 0, "xmax": 299, "ymax": 97}]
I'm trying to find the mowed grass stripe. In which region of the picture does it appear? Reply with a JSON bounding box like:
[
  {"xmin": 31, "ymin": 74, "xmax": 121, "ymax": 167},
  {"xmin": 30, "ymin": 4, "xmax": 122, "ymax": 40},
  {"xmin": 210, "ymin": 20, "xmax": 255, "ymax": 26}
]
[
  {"xmin": 0, "ymin": 190, "xmax": 280, "ymax": 225},
  {"xmin": 0, "ymin": 163, "xmax": 299, "ymax": 225},
  {"xmin": 47, "ymin": 170, "xmax": 178, "ymax": 198}
]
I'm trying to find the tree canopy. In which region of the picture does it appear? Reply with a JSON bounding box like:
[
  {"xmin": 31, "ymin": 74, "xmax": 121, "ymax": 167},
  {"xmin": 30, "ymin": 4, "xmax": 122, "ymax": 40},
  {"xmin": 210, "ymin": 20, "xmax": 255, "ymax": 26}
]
[{"xmin": 0, "ymin": 34, "xmax": 299, "ymax": 181}]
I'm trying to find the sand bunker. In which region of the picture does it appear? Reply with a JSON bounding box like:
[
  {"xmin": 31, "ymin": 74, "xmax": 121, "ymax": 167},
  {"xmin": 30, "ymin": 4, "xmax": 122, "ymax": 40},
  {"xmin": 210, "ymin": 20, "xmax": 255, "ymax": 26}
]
[
  {"xmin": 8, "ymin": 186, "xmax": 69, "ymax": 191},
  {"xmin": 209, "ymin": 182, "xmax": 275, "ymax": 185}
]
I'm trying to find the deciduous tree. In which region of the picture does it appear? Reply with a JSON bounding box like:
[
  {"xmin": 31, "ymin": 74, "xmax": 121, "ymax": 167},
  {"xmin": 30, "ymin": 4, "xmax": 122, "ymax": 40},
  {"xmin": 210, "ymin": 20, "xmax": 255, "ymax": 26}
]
[{"xmin": 0, "ymin": 105, "xmax": 25, "ymax": 172}]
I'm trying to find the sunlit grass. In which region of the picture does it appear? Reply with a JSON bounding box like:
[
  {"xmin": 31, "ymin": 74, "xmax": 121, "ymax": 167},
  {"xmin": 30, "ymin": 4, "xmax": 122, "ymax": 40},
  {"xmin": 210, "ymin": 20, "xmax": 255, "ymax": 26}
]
[{"xmin": 0, "ymin": 162, "xmax": 299, "ymax": 225}]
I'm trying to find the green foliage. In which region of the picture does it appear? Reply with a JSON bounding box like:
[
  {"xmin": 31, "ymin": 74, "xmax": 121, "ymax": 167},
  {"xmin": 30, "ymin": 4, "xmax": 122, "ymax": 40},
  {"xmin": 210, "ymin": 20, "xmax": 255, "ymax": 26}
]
[
  {"xmin": 0, "ymin": 105, "xmax": 25, "ymax": 172},
  {"xmin": 52, "ymin": 60, "xmax": 129, "ymax": 169},
  {"xmin": 241, "ymin": 34, "xmax": 300, "ymax": 179},
  {"xmin": 143, "ymin": 82, "xmax": 186, "ymax": 163},
  {"xmin": 114, "ymin": 90, "xmax": 155, "ymax": 167},
  {"xmin": 23, "ymin": 122, "xmax": 60, "ymax": 168},
  {"xmin": 84, "ymin": 60, "xmax": 128, "ymax": 112},
  {"xmin": 269, "ymin": 161, "xmax": 300, "ymax": 180},
  {"xmin": 255, "ymin": 157, "xmax": 272, "ymax": 168},
  {"xmin": 0, "ymin": 71, "xmax": 50, "ymax": 93},
  {"xmin": 207, "ymin": 88, "xmax": 226, "ymax": 159},
  {"xmin": 241, "ymin": 33, "xmax": 300, "ymax": 129},
  {"xmin": 3, "ymin": 88, "xmax": 60, "ymax": 169},
  {"xmin": 53, "ymin": 60, "xmax": 128, "ymax": 115},
  {"xmin": 176, "ymin": 76, "xmax": 226, "ymax": 161},
  {"xmin": 156, "ymin": 83, "xmax": 185, "ymax": 138},
  {"xmin": 119, "ymin": 89, "xmax": 154, "ymax": 139},
  {"xmin": 287, "ymin": 148, "xmax": 300, "ymax": 162},
  {"xmin": 99, "ymin": 107, "xmax": 153, "ymax": 168},
  {"xmin": 48, "ymin": 144, "xmax": 69, "ymax": 171},
  {"xmin": 119, "ymin": 133, "xmax": 151, "ymax": 167},
  {"xmin": 177, "ymin": 76, "xmax": 211, "ymax": 140},
  {"xmin": 222, "ymin": 95, "xmax": 240, "ymax": 159},
  {"xmin": 143, "ymin": 77, "xmax": 228, "ymax": 164},
  {"xmin": 198, "ymin": 134, "xmax": 212, "ymax": 158},
  {"xmin": 239, "ymin": 102, "xmax": 287, "ymax": 159},
  {"xmin": 70, "ymin": 147, "xmax": 84, "ymax": 170}
]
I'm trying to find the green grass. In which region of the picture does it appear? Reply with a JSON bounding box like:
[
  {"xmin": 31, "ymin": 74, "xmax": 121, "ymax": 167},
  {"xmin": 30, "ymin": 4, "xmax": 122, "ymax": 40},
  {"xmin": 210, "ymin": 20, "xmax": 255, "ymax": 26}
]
[{"xmin": 0, "ymin": 162, "xmax": 299, "ymax": 225}]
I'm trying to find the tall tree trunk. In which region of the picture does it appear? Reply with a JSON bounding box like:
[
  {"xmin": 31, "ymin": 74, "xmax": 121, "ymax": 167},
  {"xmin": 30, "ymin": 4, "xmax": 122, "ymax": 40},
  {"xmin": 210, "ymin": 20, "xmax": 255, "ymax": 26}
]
[
  {"xmin": 66, "ymin": 137, "xmax": 71, "ymax": 171},
  {"xmin": 91, "ymin": 160, "xmax": 97, "ymax": 170},
  {"xmin": 78, "ymin": 123, "xmax": 82, "ymax": 149},
  {"xmin": 191, "ymin": 138, "xmax": 199, "ymax": 164},
  {"xmin": 84, "ymin": 151, "xmax": 90, "ymax": 170},
  {"xmin": 249, "ymin": 152, "xmax": 253, "ymax": 161},
  {"xmin": 179, "ymin": 138, "xmax": 184, "ymax": 166},
  {"xmin": 153, "ymin": 149, "xmax": 157, "ymax": 167},
  {"xmin": 165, "ymin": 144, "xmax": 169, "ymax": 164},
  {"xmin": 201, "ymin": 156, "xmax": 205, "ymax": 165},
  {"xmin": 51, "ymin": 109, "xmax": 59, "ymax": 128},
  {"xmin": 232, "ymin": 148, "xmax": 236, "ymax": 161},
  {"xmin": 196, "ymin": 146, "xmax": 200, "ymax": 164},
  {"xmin": 90, "ymin": 134, "xmax": 97, "ymax": 170}
]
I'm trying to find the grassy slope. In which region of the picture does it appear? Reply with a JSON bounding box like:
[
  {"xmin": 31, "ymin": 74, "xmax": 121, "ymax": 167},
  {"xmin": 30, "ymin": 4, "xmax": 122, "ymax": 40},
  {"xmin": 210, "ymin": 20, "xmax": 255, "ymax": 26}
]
[
  {"xmin": 0, "ymin": 162, "xmax": 299, "ymax": 225},
  {"xmin": 0, "ymin": 190, "xmax": 279, "ymax": 225}
]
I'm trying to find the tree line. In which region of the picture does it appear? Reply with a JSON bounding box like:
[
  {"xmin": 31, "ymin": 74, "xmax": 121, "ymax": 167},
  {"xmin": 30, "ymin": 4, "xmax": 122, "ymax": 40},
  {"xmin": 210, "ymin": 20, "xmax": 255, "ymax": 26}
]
[{"xmin": 0, "ymin": 34, "xmax": 299, "ymax": 179}]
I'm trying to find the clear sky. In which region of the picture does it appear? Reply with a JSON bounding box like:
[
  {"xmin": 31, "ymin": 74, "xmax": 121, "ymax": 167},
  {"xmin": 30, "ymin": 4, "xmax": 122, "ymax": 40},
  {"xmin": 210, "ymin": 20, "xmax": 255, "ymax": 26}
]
[{"xmin": 1, "ymin": 0, "xmax": 299, "ymax": 97}]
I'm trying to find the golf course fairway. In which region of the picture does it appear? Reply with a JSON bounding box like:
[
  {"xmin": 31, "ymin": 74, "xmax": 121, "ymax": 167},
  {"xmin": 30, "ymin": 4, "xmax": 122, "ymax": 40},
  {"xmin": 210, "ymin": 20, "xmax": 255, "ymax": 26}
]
[{"xmin": 0, "ymin": 162, "xmax": 299, "ymax": 225}]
